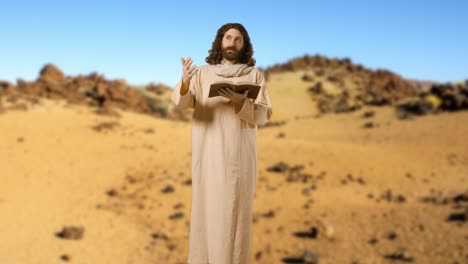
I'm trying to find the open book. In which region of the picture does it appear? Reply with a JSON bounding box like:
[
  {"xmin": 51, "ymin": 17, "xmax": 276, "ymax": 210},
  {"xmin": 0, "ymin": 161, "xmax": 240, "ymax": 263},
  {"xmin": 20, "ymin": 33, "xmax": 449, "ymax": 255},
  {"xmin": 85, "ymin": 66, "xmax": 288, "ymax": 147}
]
[{"xmin": 209, "ymin": 81, "xmax": 261, "ymax": 100}]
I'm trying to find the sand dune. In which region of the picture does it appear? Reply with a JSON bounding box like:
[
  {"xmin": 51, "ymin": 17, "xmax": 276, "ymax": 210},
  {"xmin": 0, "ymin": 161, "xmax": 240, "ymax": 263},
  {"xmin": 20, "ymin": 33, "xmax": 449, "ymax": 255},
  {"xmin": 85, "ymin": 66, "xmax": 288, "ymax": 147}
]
[{"xmin": 0, "ymin": 70, "xmax": 467, "ymax": 264}]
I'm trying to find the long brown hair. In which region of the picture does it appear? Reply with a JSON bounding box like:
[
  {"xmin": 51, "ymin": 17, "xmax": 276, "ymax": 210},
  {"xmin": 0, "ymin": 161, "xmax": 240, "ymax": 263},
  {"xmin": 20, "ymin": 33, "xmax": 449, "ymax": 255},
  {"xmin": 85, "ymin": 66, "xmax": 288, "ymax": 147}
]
[{"xmin": 205, "ymin": 23, "xmax": 256, "ymax": 66}]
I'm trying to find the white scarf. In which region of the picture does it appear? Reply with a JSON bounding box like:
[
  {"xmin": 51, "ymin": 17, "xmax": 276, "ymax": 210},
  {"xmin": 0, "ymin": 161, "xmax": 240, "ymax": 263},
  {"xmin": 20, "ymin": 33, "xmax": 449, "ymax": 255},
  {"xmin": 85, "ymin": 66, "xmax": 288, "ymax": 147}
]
[{"xmin": 212, "ymin": 63, "xmax": 254, "ymax": 77}]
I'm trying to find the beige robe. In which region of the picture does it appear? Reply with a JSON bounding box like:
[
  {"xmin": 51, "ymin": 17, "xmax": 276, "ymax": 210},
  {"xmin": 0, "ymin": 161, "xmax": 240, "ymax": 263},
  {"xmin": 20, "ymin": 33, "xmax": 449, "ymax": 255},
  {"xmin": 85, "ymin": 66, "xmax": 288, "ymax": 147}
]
[{"xmin": 171, "ymin": 64, "xmax": 272, "ymax": 264}]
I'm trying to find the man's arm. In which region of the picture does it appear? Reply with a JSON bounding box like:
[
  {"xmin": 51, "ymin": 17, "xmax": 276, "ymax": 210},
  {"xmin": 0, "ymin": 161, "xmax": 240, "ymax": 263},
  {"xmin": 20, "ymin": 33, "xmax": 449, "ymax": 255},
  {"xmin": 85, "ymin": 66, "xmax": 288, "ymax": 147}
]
[
  {"xmin": 171, "ymin": 76, "xmax": 197, "ymax": 110},
  {"xmin": 180, "ymin": 79, "xmax": 190, "ymax": 96},
  {"xmin": 171, "ymin": 57, "xmax": 198, "ymax": 110}
]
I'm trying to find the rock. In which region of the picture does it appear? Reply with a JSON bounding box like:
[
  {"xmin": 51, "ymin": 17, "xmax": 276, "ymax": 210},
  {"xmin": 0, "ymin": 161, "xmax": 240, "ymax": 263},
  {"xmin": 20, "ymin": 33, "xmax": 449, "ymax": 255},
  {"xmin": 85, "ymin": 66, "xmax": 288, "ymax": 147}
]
[
  {"xmin": 316, "ymin": 171, "xmax": 327, "ymax": 180},
  {"xmin": 126, "ymin": 174, "xmax": 139, "ymax": 184},
  {"xmin": 287, "ymin": 170, "xmax": 312, "ymax": 183},
  {"xmin": 418, "ymin": 224, "xmax": 425, "ymax": 232},
  {"xmin": 56, "ymin": 226, "xmax": 85, "ymax": 240},
  {"xmin": 303, "ymin": 249, "xmax": 320, "ymax": 264},
  {"xmin": 362, "ymin": 121, "xmax": 375, "ymax": 128},
  {"xmin": 0, "ymin": 81, "xmax": 15, "ymax": 97},
  {"xmin": 143, "ymin": 128, "xmax": 155, "ymax": 134},
  {"xmin": 267, "ymin": 162, "xmax": 289, "ymax": 173},
  {"xmin": 362, "ymin": 110, "xmax": 375, "ymax": 118},
  {"xmin": 151, "ymin": 232, "xmax": 169, "ymax": 240},
  {"xmin": 357, "ymin": 177, "xmax": 366, "ymax": 185},
  {"xmin": 91, "ymin": 121, "xmax": 120, "ymax": 132},
  {"xmin": 419, "ymin": 195, "xmax": 447, "ymax": 205},
  {"xmin": 39, "ymin": 64, "xmax": 65, "ymax": 83},
  {"xmin": 452, "ymin": 192, "xmax": 468, "ymax": 203},
  {"xmin": 386, "ymin": 231, "xmax": 398, "ymax": 240},
  {"xmin": 255, "ymin": 251, "xmax": 262, "ymax": 260},
  {"xmin": 167, "ymin": 243, "xmax": 177, "ymax": 251},
  {"xmin": 293, "ymin": 227, "xmax": 318, "ymax": 239},
  {"xmin": 302, "ymin": 187, "xmax": 313, "ymax": 196},
  {"xmin": 447, "ymin": 210, "xmax": 467, "ymax": 222},
  {"xmin": 317, "ymin": 98, "xmax": 332, "ymax": 113},
  {"xmin": 161, "ymin": 185, "xmax": 175, "ymax": 193},
  {"xmin": 106, "ymin": 188, "xmax": 118, "ymax": 197},
  {"xmin": 327, "ymin": 75, "xmax": 344, "ymax": 86},
  {"xmin": 183, "ymin": 178, "xmax": 192, "ymax": 185},
  {"xmin": 384, "ymin": 248, "xmax": 414, "ymax": 262},
  {"xmin": 316, "ymin": 218, "xmax": 334, "ymax": 240},
  {"xmin": 173, "ymin": 203, "xmax": 184, "ymax": 209},
  {"xmin": 169, "ymin": 212, "xmax": 184, "ymax": 220},
  {"xmin": 335, "ymin": 98, "xmax": 360, "ymax": 113},
  {"xmin": 261, "ymin": 210, "xmax": 275, "ymax": 218},
  {"xmin": 395, "ymin": 194, "xmax": 407, "ymax": 203},
  {"xmin": 308, "ymin": 82, "xmax": 323, "ymax": 94},
  {"xmin": 378, "ymin": 189, "xmax": 406, "ymax": 203},
  {"xmin": 302, "ymin": 73, "xmax": 315, "ymax": 82},
  {"xmin": 315, "ymin": 68, "xmax": 325, "ymax": 77}
]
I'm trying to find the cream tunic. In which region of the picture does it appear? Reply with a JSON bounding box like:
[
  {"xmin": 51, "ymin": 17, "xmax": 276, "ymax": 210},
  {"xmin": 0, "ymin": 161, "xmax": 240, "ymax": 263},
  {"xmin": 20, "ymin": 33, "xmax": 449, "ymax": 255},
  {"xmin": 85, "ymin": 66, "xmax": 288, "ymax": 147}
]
[{"xmin": 171, "ymin": 64, "xmax": 272, "ymax": 264}]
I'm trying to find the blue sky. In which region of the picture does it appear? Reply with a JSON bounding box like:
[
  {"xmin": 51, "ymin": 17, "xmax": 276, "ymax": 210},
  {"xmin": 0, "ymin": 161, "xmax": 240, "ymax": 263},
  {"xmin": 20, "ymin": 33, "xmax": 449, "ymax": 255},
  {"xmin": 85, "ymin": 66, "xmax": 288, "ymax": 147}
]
[{"xmin": 1, "ymin": 0, "xmax": 467, "ymax": 86}]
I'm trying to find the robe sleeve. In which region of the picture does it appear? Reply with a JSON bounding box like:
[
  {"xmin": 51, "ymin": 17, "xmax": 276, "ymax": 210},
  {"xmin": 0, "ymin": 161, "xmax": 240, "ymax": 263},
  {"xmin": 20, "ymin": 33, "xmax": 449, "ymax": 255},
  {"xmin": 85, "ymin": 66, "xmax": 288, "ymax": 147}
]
[
  {"xmin": 234, "ymin": 69, "xmax": 273, "ymax": 126},
  {"xmin": 171, "ymin": 70, "xmax": 199, "ymax": 110}
]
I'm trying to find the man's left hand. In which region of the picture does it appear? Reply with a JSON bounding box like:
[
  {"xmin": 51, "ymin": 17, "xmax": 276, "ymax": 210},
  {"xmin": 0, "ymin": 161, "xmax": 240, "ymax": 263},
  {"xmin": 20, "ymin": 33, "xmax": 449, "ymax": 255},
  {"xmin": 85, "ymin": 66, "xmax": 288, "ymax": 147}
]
[{"xmin": 218, "ymin": 88, "xmax": 248, "ymax": 105}]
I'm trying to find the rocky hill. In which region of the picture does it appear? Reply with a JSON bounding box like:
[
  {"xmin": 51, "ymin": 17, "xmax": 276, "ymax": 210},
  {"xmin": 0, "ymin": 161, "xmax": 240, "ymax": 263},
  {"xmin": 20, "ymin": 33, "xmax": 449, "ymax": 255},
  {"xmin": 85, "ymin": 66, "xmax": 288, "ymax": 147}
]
[
  {"xmin": 0, "ymin": 64, "xmax": 183, "ymax": 119},
  {"xmin": 1, "ymin": 57, "xmax": 467, "ymax": 121}
]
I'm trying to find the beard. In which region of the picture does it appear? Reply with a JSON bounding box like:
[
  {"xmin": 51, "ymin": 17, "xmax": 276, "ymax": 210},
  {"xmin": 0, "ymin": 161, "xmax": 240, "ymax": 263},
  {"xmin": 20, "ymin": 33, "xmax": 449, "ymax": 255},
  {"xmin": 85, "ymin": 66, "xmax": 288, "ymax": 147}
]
[{"xmin": 221, "ymin": 46, "xmax": 243, "ymax": 62}]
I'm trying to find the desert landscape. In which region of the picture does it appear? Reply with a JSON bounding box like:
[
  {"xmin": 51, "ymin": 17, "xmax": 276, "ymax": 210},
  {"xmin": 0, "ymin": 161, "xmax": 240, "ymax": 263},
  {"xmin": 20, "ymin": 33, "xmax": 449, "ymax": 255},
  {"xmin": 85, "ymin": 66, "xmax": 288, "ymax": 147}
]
[{"xmin": 0, "ymin": 55, "xmax": 467, "ymax": 264}]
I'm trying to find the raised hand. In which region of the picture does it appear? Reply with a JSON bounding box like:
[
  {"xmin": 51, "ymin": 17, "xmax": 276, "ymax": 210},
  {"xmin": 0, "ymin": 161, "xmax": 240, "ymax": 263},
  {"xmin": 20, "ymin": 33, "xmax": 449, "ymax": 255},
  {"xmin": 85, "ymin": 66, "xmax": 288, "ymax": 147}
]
[{"xmin": 181, "ymin": 57, "xmax": 198, "ymax": 85}]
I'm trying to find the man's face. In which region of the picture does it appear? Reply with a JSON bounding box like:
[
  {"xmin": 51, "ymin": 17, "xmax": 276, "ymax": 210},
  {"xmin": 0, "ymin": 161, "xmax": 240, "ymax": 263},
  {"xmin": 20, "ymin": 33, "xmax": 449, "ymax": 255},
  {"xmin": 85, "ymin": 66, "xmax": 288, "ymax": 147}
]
[{"xmin": 221, "ymin": 28, "xmax": 244, "ymax": 63}]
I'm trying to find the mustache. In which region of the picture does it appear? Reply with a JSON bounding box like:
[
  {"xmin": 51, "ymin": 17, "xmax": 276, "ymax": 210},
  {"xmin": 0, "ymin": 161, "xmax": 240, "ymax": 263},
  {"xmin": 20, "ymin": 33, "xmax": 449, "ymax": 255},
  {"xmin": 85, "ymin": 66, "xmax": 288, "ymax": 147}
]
[{"xmin": 224, "ymin": 46, "xmax": 237, "ymax": 52}]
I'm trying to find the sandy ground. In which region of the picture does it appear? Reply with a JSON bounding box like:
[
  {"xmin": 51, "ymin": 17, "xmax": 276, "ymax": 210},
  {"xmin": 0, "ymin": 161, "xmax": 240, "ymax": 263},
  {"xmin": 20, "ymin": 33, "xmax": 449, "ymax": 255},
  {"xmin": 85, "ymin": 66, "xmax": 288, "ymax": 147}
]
[{"xmin": 0, "ymin": 71, "xmax": 467, "ymax": 264}]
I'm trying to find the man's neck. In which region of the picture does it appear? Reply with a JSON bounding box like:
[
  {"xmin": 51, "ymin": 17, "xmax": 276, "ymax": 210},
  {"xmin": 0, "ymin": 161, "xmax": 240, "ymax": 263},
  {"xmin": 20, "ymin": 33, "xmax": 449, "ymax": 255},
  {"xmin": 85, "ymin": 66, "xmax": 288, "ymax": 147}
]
[{"xmin": 221, "ymin": 58, "xmax": 237, "ymax": 65}]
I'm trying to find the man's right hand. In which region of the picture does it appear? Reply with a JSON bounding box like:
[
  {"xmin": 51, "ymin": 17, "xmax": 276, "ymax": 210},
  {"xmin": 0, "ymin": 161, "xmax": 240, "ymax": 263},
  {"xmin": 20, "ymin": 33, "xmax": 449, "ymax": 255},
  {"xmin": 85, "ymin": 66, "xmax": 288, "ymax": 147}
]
[{"xmin": 181, "ymin": 57, "xmax": 198, "ymax": 86}]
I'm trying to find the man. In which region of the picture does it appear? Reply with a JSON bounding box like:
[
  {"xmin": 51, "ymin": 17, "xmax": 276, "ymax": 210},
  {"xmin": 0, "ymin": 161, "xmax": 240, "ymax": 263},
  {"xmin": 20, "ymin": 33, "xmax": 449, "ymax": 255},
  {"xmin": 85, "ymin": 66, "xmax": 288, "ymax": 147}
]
[{"xmin": 171, "ymin": 22, "xmax": 272, "ymax": 264}]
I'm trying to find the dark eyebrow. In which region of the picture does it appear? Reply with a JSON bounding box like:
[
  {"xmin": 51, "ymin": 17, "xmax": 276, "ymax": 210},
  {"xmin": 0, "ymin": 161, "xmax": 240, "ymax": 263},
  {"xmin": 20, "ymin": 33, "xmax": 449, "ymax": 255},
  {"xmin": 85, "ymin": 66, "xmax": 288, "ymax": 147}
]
[{"xmin": 225, "ymin": 34, "xmax": 242, "ymax": 39}]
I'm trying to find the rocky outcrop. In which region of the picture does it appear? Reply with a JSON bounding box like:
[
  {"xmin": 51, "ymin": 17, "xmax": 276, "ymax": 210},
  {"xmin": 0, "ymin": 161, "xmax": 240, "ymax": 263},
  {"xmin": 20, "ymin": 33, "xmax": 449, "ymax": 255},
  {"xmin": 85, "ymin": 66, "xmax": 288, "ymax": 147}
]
[
  {"xmin": 261, "ymin": 54, "xmax": 419, "ymax": 114},
  {"xmin": 0, "ymin": 64, "xmax": 182, "ymax": 119},
  {"xmin": 396, "ymin": 80, "xmax": 468, "ymax": 118}
]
